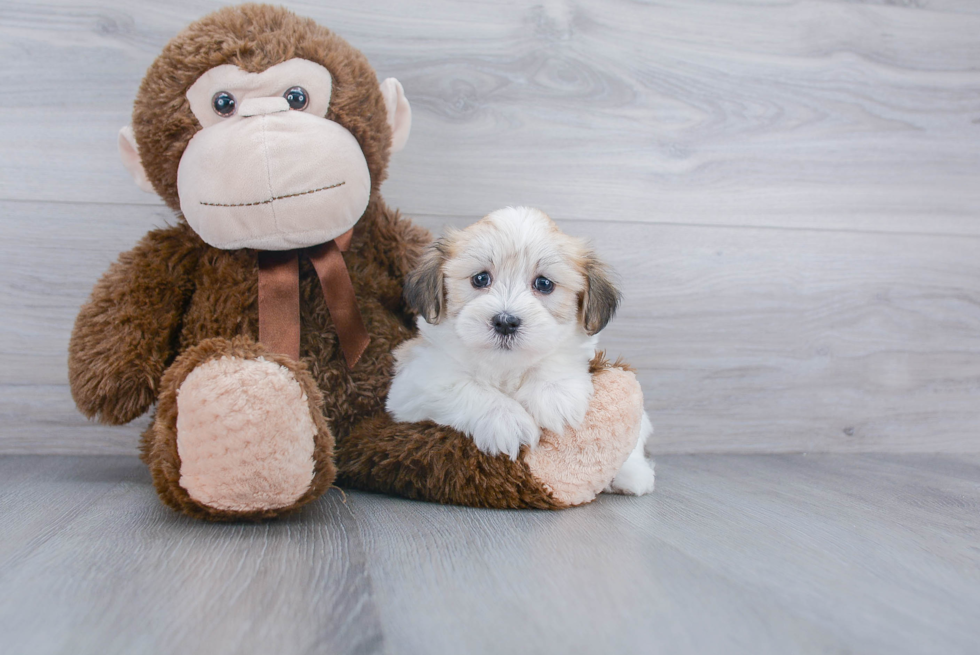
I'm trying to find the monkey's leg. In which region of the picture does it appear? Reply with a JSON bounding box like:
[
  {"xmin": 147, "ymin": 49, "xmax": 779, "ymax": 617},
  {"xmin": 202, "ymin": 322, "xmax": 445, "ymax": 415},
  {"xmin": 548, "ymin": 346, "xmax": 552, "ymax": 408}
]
[
  {"xmin": 336, "ymin": 364, "xmax": 643, "ymax": 509},
  {"xmin": 141, "ymin": 337, "xmax": 336, "ymax": 520}
]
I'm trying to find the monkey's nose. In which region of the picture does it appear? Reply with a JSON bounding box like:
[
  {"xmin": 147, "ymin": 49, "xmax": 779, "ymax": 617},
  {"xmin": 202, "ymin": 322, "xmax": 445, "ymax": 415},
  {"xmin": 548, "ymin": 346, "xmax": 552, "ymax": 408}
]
[
  {"xmin": 239, "ymin": 96, "xmax": 290, "ymax": 117},
  {"xmin": 492, "ymin": 313, "xmax": 521, "ymax": 336}
]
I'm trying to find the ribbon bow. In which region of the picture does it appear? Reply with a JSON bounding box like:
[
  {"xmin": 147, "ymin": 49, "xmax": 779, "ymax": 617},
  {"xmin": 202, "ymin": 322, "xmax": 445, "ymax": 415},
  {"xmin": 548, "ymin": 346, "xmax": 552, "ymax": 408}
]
[{"xmin": 256, "ymin": 228, "xmax": 369, "ymax": 368}]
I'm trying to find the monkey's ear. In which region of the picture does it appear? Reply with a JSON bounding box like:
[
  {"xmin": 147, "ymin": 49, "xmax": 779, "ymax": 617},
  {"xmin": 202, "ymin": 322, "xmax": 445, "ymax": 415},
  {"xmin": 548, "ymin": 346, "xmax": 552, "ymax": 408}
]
[
  {"xmin": 582, "ymin": 254, "xmax": 622, "ymax": 335},
  {"xmin": 403, "ymin": 239, "xmax": 448, "ymax": 324},
  {"xmin": 117, "ymin": 126, "xmax": 155, "ymax": 194},
  {"xmin": 379, "ymin": 78, "xmax": 412, "ymax": 154}
]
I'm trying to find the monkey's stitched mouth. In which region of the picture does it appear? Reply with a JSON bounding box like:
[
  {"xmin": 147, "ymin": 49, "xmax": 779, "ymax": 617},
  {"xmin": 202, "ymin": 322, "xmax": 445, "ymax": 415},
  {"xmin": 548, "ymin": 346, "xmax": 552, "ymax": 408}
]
[{"xmin": 199, "ymin": 181, "xmax": 346, "ymax": 208}]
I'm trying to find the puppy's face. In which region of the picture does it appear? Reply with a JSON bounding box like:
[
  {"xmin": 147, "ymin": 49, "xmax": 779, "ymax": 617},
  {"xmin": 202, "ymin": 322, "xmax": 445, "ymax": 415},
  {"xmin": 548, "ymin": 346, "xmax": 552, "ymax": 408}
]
[{"xmin": 405, "ymin": 207, "xmax": 620, "ymax": 355}]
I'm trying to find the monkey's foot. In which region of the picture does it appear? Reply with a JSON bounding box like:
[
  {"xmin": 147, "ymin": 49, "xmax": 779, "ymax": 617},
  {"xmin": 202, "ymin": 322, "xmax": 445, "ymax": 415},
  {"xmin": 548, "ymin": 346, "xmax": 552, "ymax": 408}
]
[
  {"xmin": 523, "ymin": 366, "xmax": 645, "ymax": 506},
  {"xmin": 142, "ymin": 337, "xmax": 335, "ymax": 520}
]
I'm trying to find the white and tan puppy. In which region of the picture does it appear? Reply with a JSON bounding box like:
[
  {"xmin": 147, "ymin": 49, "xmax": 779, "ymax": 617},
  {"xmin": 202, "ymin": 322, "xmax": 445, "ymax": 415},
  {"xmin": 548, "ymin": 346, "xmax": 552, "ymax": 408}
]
[{"xmin": 386, "ymin": 207, "xmax": 655, "ymax": 495}]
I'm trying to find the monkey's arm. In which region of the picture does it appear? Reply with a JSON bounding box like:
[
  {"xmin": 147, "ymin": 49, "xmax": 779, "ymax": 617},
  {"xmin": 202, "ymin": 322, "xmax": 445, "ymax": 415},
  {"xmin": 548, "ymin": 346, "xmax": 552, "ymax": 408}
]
[
  {"xmin": 335, "ymin": 414, "xmax": 565, "ymax": 509},
  {"xmin": 68, "ymin": 223, "xmax": 200, "ymax": 425},
  {"xmin": 336, "ymin": 360, "xmax": 645, "ymax": 509}
]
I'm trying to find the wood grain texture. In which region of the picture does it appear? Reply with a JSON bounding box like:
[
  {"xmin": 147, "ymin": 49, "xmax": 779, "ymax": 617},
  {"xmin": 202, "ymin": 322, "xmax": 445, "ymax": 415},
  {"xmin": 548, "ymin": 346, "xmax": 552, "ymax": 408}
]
[
  {"xmin": 3, "ymin": 201, "xmax": 978, "ymax": 454},
  {"xmin": 0, "ymin": 456, "xmax": 386, "ymax": 655},
  {"xmin": 1, "ymin": 0, "xmax": 978, "ymax": 233},
  {"xmin": 1, "ymin": 454, "xmax": 978, "ymax": 655},
  {"xmin": 1, "ymin": 0, "xmax": 979, "ymax": 454},
  {"xmin": 352, "ymin": 454, "xmax": 980, "ymax": 654}
]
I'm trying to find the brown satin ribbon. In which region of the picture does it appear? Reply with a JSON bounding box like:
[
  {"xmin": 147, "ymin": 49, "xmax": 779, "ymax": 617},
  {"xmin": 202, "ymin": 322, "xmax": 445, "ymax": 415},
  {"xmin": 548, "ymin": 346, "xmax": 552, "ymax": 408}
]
[
  {"xmin": 256, "ymin": 228, "xmax": 369, "ymax": 368},
  {"xmin": 257, "ymin": 250, "xmax": 301, "ymax": 361},
  {"xmin": 307, "ymin": 230, "xmax": 370, "ymax": 368}
]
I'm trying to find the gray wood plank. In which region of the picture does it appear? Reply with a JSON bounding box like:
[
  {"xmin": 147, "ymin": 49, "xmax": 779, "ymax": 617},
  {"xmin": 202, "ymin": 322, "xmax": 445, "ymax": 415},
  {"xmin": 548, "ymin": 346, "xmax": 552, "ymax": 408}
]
[
  {"xmin": 348, "ymin": 454, "xmax": 980, "ymax": 655},
  {"xmin": 0, "ymin": 456, "xmax": 138, "ymax": 571},
  {"xmin": 0, "ymin": 456, "xmax": 387, "ymax": 655},
  {"xmin": 0, "ymin": 0, "xmax": 978, "ymax": 235},
  {"xmin": 348, "ymin": 490, "xmax": 845, "ymax": 655},
  {"xmin": 609, "ymin": 454, "xmax": 980, "ymax": 653},
  {"xmin": 5, "ymin": 455, "xmax": 969, "ymax": 655},
  {"xmin": 0, "ymin": 384, "xmax": 149, "ymax": 454},
  {"xmin": 4, "ymin": 200, "xmax": 978, "ymax": 454}
]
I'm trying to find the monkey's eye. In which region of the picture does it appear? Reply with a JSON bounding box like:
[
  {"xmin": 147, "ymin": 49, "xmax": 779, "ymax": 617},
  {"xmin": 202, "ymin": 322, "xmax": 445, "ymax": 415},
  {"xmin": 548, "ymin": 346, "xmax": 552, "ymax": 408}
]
[
  {"xmin": 533, "ymin": 276, "xmax": 554, "ymax": 294},
  {"xmin": 471, "ymin": 272, "xmax": 492, "ymax": 289},
  {"xmin": 283, "ymin": 86, "xmax": 309, "ymax": 110},
  {"xmin": 211, "ymin": 91, "xmax": 236, "ymax": 116}
]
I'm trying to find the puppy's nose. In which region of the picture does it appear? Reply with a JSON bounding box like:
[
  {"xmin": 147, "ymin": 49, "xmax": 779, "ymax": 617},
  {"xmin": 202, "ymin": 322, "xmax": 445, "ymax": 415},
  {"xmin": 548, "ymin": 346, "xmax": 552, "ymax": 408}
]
[{"xmin": 492, "ymin": 313, "xmax": 521, "ymax": 336}]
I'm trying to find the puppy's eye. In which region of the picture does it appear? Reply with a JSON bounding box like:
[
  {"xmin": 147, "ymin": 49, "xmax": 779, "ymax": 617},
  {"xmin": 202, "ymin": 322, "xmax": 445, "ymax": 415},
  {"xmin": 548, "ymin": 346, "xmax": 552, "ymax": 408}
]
[
  {"xmin": 533, "ymin": 276, "xmax": 554, "ymax": 294},
  {"xmin": 212, "ymin": 91, "xmax": 236, "ymax": 116},
  {"xmin": 283, "ymin": 86, "xmax": 309, "ymax": 110},
  {"xmin": 471, "ymin": 271, "xmax": 492, "ymax": 289}
]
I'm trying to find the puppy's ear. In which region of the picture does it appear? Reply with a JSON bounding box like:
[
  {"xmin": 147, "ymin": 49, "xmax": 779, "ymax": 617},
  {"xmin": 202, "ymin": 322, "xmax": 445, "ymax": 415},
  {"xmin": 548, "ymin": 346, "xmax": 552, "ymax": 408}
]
[
  {"xmin": 404, "ymin": 239, "xmax": 448, "ymax": 324},
  {"xmin": 581, "ymin": 253, "xmax": 621, "ymax": 335}
]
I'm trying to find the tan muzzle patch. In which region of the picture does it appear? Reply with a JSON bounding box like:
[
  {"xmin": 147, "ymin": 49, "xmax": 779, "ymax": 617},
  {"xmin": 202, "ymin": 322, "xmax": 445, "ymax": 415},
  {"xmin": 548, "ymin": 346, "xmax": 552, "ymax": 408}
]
[{"xmin": 176, "ymin": 109, "xmax": 371, "ymax": 251}]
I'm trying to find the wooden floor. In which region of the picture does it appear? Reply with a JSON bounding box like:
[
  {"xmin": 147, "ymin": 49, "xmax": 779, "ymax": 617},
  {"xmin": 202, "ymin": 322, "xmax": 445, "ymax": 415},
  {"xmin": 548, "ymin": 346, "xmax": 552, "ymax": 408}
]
[{"xmin": 1, "ymin": 454, "xmax": 978, "ymax": 655}]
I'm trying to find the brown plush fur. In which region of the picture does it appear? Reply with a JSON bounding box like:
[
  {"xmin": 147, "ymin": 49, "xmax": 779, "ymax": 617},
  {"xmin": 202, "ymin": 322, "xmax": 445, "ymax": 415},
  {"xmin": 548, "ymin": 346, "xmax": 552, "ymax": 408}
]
[
  {"xmin": 589, "ymin": 350, "xmax": 636, "ymax": 375},
  {"xmin": 336, "ymin": 416, "xmax": 566, "ymax": 510},
  {"xmin": 133, "ymin": 4, "xmax": 393, "ymax": 211},
  {"xmin": 335, "ymin": 350, "xmax": 628, "ymax": 509},
  {"xmin": 145, "ymin": 337, "xmax": 336, "ymax": 520},
  {"xmin": 68, "ymin": 5, "xmax": 575, "ymax": 518}
]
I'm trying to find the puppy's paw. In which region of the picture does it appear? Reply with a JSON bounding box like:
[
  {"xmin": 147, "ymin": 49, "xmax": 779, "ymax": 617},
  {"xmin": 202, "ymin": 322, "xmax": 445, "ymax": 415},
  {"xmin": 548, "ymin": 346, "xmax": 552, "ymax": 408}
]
[
  {"xmin": 607, "ymin": 456, "xmax": 656, "ymax": 496},
  {"xmin": 518, "ymin": 375, "xmax": 594, "ymax": 435},
  {"xmin": 469, "ymin": 404, "xmax": 541, "ymax": 460}
]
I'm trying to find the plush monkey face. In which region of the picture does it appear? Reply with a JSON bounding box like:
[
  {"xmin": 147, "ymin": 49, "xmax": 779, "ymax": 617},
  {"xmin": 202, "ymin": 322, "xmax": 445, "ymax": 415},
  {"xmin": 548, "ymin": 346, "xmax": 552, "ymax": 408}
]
[
  {"xmin": 175, "ymin": 58, "xmax": 372, "ymax": 249},
  {"xmin": 118, "ymin": 5, "xmax": 411, "ymax": 251}
]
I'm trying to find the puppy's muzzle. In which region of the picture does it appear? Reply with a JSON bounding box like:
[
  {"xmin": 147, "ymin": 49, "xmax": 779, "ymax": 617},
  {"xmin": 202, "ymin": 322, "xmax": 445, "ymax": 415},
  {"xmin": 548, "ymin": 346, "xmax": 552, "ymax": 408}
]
[{"xmin": 492, "ymin": 313, "xmax": 521, "ymax": 336}]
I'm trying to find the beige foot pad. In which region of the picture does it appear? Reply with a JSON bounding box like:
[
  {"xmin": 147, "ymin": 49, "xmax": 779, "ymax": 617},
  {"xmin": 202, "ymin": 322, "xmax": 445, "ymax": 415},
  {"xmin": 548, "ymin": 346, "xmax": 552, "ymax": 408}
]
[
  {"xmin": 524, "ymin": 367, "xmax": 644, "ymax": 506},
  {"xmin": 176, "ymin": 356, "xmax": 317, "ymax": 512}
]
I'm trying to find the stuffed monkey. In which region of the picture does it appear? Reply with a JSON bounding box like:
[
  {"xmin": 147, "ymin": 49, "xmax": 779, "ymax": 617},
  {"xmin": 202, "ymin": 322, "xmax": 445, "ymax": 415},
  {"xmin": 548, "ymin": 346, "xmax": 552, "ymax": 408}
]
[{"xmin": 68, "ymin": 4, "xmax": 645, "ymax": 520}]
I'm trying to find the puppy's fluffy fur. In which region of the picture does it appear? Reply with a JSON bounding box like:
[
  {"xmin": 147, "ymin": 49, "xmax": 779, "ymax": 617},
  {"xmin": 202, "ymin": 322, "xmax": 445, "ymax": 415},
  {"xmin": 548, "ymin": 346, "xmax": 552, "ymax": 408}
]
[{"xmin": 387, "ymin": 207, "xmax": 654, "ymax": 495}]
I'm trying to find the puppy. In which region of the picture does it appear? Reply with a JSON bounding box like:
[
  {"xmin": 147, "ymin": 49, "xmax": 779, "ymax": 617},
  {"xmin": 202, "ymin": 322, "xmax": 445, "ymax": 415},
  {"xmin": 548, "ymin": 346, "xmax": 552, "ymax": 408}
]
[{"xmin": 386, "ymin": 207, "xmax": 655, "ymax": 495}]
